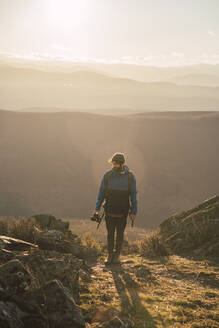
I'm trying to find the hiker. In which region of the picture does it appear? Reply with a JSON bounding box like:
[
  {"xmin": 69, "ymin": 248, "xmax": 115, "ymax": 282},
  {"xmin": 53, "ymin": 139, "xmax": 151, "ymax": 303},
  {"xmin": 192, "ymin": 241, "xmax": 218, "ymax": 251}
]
[{"xmin": 93, "ymin": 152, "xmax": 138, "ymax": 265}]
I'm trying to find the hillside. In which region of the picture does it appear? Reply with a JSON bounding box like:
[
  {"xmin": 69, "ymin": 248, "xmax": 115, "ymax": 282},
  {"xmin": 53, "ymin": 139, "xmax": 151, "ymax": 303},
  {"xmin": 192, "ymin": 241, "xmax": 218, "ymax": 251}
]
[
  {"xmin": 159, "ymin": 195, "xmax": 219, "ymax": 257},
  {"xmin": 1, "ymin": 63, "xmax": 219, "ymax": 111},
  {"xmin": 1, "ymin": 56, "xmax": 219, "ymax": 82},
  {"xmin": 166, "ymin": 73, "xmax": 219, "ymax": 87},
  {"xmin": 0, "ymin": 109, "xmax": 219, "ymax": 228},
  {"xmin": 0, "ymin": 195, "xmax": 218, "ymax": 327}
]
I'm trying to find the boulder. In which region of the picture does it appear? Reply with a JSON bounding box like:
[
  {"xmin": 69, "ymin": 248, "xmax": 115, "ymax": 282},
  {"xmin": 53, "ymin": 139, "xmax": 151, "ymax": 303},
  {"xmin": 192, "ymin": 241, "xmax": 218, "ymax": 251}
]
[
  {"xmin": 19, "ymin": 249, "xmax": 83, "ymax": 303},
  {"xmin": 35, "ymin": 230, "xmax": 98, "ymax": 259},
  {"xmin": 0, "ymin": 259, "xmax": 32, "ymax": 297},
  {"xmin": 13, "ymin": 280, "xmax": 85, "ymax": 328},
  {"xmin": 29, "ymin": 214, "xmax": 69, "ymax": 233}
]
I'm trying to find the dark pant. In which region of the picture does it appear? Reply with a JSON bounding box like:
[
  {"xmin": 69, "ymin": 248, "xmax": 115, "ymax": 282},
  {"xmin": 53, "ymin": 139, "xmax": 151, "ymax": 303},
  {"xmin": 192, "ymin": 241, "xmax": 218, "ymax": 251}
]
[{"xmin": 105, "ymin": 214, "xmax": 127, "ymax": 255}]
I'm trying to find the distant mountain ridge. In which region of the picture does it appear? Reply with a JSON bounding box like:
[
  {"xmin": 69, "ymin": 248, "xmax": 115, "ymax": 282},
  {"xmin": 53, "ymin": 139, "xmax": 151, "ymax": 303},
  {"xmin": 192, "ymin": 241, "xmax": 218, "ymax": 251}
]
[
  {"xmin": 166, "ymin": 73, "xmax": 219, "ymax": 87},
  {"xmin": 1, "ymin": 62, "xmax": 219, "ymax": 112}
]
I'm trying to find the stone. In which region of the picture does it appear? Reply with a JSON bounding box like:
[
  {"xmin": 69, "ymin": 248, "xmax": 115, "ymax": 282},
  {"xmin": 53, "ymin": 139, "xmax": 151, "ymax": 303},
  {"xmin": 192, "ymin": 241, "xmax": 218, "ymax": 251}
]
[
  {"xmin": 0, "ymin": 301, "xmax": 27, "ymax": 328},
  {"xmin": 0, "ymin": 248, "xmax": 15, "ymax": 263},
  {"xmin": 0, "ymin": 259, "xmax": 32, "ymax": 297},
  {"xmin": 135, "ymin": 265, "xmax": 151, "ymax": 278},
  {"xmin": 20, "ymin": 249, "xmax": 83, "ymax": 303},
  {"xmin": 26, "ymin": 279, "xmax": 85, "ymax": 328},
  {"xmin": 97, "ymin": 316, "xmax": 125, "ymax": 328},
  {"xmin": 35, "ymin": 230, "xmax": 98, "ymax": 259},
  {"xmin": 0, "ymin": 235, "xmax": 38, "ymax": 252}
]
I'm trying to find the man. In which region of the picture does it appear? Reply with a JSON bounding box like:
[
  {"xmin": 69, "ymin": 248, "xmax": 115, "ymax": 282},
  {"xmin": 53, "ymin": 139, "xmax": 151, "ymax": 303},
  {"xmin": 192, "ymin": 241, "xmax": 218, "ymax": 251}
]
[{"xmin": 93, "ymin": 152, "xmax": 138, "ymax": 265}]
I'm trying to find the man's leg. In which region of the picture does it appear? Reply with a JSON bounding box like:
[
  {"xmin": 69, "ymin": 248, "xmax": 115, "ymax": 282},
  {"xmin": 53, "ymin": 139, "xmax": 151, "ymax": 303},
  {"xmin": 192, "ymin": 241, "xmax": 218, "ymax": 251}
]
[
  {"xmin": 105, "ymin": 215, "xmax": 116, "ymax": 262},
  {"xmin": 114, "ymin": 215, "xmax": 127, "ymax": 261}
]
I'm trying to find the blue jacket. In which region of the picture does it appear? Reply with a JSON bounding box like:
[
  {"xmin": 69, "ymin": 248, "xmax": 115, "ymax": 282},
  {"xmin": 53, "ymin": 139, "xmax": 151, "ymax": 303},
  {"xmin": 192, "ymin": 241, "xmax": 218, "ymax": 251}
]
[{"xmin": 95, "ymin": 165, "xmax": 138, "ymax": 215}]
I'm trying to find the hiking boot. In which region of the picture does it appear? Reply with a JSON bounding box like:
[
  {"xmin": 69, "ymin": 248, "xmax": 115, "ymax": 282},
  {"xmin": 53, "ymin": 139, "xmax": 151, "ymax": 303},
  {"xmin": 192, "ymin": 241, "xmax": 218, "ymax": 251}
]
[
  {"xmin": 112, "ymin": 251, "xmax": 121, "ymax": 264},
  {"xmin": 104, "ymin": 252, "xmax": 114, "ymax": 265}
]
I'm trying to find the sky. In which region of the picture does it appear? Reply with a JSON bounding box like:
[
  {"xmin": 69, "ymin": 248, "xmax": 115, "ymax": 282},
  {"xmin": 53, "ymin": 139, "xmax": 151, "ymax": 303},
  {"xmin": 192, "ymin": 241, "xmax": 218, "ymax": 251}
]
[{"xmin": 0, "ymin": 0, "xmax": 219, "ymax": 66}]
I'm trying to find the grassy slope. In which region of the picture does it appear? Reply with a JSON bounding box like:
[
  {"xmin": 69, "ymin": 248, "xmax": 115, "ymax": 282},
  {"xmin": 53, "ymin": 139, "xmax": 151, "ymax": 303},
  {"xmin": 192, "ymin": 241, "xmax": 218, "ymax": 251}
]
[{"xmin": 79, "ymin": 253, "xmax": 219, "ymax": 328}]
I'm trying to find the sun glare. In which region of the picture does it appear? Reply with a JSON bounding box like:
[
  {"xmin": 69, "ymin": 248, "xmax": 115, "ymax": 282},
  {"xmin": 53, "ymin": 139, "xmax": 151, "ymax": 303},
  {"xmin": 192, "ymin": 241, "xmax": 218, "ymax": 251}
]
[{"xmin": 46, "ymin": 0, "xmax": 90, "ymax": 27}]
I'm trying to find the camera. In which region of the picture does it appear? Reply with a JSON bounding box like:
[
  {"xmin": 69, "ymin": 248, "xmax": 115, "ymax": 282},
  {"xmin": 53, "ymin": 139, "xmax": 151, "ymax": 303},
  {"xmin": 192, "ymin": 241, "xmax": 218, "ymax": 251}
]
[{"xmin": 90, "ymin": 213, "xmax": 101, "ymax": 223}]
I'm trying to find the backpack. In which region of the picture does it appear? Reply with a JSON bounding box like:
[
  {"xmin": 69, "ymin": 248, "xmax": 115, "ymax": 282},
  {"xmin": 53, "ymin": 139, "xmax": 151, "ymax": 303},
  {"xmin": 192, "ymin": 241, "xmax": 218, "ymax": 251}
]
[
  {"xmin": 104, "ymin": 170, "xmax": 134, "ymax": 194},
  {"xmin": 103, "ymin": 170, "xmax": 134, "ymax": 216}
]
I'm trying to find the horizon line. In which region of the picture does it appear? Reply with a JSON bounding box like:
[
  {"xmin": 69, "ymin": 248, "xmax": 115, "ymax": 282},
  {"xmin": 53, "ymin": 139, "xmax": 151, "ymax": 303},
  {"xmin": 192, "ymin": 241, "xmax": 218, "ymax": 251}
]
[{"xmin": 1, "ymin": 51, "xmax": 219, "ymax": 68}]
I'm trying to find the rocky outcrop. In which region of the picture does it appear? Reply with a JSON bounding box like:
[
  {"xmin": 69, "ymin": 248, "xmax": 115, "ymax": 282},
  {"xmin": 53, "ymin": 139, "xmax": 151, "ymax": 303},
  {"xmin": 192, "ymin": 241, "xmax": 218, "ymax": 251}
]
[
  {"xmin": 159, "ymin": 195, "xmax": 219, "ymax": 256},
  {"xmin": 11, "ymin": 279, "xmax": 85, "ymax": 328},
  {"xmin": 35, "ymin": 229, "xmax": 98, "ymax": 259},
  {"xmin": 0, "ymin": 214, "xmax": 96, "ymax": 327},
  {"xmin": 19, "ymin": 249, "xmax": 83, "ymax": 303}
]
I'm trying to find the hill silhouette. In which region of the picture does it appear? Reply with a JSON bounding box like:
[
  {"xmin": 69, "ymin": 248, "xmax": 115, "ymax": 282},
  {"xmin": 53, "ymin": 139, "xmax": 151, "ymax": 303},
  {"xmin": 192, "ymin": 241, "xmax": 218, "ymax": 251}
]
[
  {"xmin": 1, "ymin": 62, "xmax": 219, "ymax": 112},
  {"xmin": 166, "ymin": 73, "xmax": 219, "ymax": 87}
]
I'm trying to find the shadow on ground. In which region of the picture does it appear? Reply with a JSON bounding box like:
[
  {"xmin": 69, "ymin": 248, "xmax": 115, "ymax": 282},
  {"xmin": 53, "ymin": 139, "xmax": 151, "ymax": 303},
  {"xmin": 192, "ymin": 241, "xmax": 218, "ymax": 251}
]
[{"xmin": 108, "ymin": 263, "xmax": 157, "ymax": 328}]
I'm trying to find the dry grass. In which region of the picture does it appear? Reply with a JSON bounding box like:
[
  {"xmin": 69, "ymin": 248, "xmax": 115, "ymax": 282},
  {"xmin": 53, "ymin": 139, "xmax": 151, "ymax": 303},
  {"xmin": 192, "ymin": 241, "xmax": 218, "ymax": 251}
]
[
  {"xmin": 0, "ymin": 216, "xmax": 40, "ymax": 243},
  {"xmin": 79, "ymin": 254, "xmax": 219, "ymax": 328},
  {"xmin": 63, "ymin": 217, "xmax": 152, "ymax": 243},
  {"xmin": 81, "ymin": 231, "xmax": 103, "ymax": 255},
  {"xmin": 140, "ymin": 228, "xmax": 171, "ymax": 258}
]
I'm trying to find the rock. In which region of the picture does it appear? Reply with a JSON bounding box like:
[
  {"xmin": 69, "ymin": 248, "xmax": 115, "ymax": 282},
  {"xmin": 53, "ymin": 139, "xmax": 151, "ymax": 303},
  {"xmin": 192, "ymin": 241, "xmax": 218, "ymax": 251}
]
[
  {"xmin": 0, "ymin": 248, "xmax": 15, "ymax": 264},
  {"xmin": 0, "ymin": 259, "xmax": 32, "ymax": 297},
  {"xmin": 97, "ymin": 316, "xmax": 125, "ymax": 328},
  {"xmin": 0, "ymin": 220, "xmax": 91, "ymax": 327},
  {"xmin": 14, "ymin": 279, "xmax": 86, "ymax": 328},
  {"xmin": 29, "ymin": 214, "xmax": 69, "ymax": 233},
  {"xmin": 42, "ymin": 280, "xmax": 85, "ymax": 327},
  {"xmin": 35, "ymin": 230, "xmax": 98, "ymax": 259},
  {"xmin": 100, "ymin": 293, "xmax": 112, "ymax": 302},
  {"xmin": 0, "ymin": 235, "xmax": 38, "ymax": 251},
  {"xmin": 0, "ymin": 301, "xmax": 27, "ymax": 328},
  {"xmin": 79, "ymin": 268, "xmax": 92, "ymax": 283},
  {"xmin": 135, "ymin": 265, "xmax": 151, "ymax": 279},
  {"xmin": 19, "ymin": 249, "xmax": 83, "ymax": 303},
  {"xmin": 193, "ymin": 236, "xmax": 219, "ymax": 257},
  {"xmin": 159, "ymin": 195, "xmax": 219, "ymax": 256}
]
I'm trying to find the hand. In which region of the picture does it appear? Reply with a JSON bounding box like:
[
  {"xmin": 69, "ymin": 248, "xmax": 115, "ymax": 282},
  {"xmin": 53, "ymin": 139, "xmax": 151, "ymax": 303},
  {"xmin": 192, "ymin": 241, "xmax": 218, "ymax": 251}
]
[
  {"xmin": 129, "ymin": 214, "xmax": 136, "ymax": 221},
  {"xmin": 93, "ymin": 210, "xmax": 100, "ymax": 216}
]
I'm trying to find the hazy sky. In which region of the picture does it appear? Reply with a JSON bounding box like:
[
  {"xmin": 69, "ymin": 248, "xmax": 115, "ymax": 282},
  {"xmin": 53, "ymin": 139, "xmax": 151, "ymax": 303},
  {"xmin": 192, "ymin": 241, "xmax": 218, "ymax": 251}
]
[{"xmin": 0, "ymin": 0, "xmax": 219, "ymax": 66}]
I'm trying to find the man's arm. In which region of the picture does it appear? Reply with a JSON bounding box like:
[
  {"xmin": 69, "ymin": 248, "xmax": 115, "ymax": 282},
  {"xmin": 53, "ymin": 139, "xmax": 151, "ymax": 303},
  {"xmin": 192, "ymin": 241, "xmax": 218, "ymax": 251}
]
[
  {"xmin": 129, "ymin": 173, "xmax": 138, "ymax": 215},
  {"xmin": 94, "ymin": 173, "xmax": 106, "ymax": 211}
]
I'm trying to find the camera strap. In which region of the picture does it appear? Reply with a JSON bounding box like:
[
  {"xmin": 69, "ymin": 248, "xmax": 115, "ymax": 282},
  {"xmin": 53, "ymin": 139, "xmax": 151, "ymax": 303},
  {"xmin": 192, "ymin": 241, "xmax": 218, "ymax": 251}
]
[{"xmin": 97, "ymin": 208, "xmax": 106, "ymax": 230}]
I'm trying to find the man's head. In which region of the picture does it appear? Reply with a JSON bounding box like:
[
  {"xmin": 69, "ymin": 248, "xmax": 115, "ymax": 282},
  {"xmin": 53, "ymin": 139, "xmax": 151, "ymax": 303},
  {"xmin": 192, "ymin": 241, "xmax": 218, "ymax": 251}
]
[{"xmin": 108, "ymin": 152, "xmax": 125, "ymax": 172}]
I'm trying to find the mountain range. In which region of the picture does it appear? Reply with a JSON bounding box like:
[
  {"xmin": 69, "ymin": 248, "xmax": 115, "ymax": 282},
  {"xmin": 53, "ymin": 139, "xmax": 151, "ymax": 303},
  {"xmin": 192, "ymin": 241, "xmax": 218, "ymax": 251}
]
[{"xmin": 1, "ymin": 61, "xmax": 219, "ymax": 113}]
